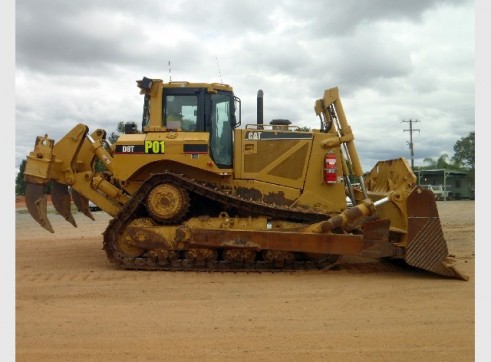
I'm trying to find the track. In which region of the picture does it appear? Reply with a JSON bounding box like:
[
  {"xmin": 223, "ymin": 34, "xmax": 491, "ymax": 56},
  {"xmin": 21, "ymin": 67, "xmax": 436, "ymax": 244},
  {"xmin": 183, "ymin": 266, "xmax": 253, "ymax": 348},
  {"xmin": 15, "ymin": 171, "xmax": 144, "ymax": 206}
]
[{"xmin": 102, "ymin": 172, "xmax": 341, "ymax": 271}]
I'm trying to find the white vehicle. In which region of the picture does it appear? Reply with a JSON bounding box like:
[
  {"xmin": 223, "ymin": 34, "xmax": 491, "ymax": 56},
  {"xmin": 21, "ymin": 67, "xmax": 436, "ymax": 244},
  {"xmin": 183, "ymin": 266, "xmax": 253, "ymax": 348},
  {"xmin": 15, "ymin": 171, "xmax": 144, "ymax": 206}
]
[
  {"xmin": 420, "ymin": 185, "xmax": 452, "ymax": 201},
  {"xmin": 88, "ymin": 200, "xmax": 101, "ymax": 212}
]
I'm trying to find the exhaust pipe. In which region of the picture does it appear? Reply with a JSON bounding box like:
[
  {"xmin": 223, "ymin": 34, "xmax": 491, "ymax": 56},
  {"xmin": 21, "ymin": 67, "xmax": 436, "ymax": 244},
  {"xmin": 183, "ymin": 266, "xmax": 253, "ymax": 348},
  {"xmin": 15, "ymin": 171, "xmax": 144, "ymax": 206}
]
[{"xmin": 257, "ymin": 90, "xmax": 263, "ymax": 128}]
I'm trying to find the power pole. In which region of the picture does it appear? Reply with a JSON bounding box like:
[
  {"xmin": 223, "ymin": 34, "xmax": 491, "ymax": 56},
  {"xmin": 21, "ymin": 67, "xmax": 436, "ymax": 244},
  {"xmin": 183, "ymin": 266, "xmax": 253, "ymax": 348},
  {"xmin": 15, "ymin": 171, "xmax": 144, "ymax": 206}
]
[{"xmin": 402, "ymin": 119, "xmax": 420, "ymax": 170}]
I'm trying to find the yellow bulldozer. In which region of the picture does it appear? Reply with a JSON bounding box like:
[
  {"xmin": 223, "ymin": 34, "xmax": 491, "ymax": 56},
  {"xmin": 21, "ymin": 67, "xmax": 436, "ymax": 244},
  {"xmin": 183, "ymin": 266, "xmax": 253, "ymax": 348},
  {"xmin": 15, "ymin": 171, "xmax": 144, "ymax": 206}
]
[{"xmin": 23, "ymin": 77, "xmax": 467, "ymax": 280}]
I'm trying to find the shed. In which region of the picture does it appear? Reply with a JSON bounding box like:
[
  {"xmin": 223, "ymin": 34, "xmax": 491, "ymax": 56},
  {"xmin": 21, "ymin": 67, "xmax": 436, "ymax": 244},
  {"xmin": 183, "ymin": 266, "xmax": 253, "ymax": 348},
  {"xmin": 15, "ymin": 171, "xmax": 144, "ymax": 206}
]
[{"xmin": 414, "ymin": 169, "xmax": 474, "ymax": 200}]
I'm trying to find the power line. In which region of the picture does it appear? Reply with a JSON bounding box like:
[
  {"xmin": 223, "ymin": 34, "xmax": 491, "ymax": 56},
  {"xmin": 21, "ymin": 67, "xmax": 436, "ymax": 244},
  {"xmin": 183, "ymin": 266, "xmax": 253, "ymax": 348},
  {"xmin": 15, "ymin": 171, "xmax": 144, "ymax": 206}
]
[{"xmin": 402, "ymin": 119, "xmax": 420, "ymax": 170}]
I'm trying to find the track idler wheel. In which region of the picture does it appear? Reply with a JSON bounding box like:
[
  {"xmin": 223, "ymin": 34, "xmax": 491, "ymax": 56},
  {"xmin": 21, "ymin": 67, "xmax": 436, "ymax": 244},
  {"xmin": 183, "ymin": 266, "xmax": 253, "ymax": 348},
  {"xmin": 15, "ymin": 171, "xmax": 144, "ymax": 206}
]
[
  {"xmin": 114, "ymin": 223, "xmax": 146, "ymax": 258},
  {"xmin": 146, "ymin": 183, "xmax": 190, "ymax": 223}
]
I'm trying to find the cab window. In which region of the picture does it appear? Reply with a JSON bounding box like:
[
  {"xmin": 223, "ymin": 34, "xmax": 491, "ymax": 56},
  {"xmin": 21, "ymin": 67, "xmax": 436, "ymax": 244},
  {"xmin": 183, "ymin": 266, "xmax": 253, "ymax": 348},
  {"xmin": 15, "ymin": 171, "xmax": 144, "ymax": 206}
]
[
  {"xmin": 164, "ymin": 95, "xmax": 198, "ymax": 131},
  {"xmin": 141, "ymin": 95, "xmax": 150, "ymax": 130}
]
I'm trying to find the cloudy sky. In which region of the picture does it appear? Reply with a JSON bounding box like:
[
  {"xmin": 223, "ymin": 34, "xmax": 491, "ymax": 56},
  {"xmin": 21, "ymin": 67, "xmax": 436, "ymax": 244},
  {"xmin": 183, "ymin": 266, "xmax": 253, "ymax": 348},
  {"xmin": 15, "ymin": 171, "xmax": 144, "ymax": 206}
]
[{"xmin": 14, "ymin": 0, "xmax": 475, "ymax": 173}]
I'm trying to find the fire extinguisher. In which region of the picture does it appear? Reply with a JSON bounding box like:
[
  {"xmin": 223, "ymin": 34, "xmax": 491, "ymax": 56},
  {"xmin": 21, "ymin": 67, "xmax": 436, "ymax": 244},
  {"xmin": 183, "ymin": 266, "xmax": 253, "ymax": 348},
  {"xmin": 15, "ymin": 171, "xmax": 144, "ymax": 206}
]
[{"xmin": 324, "ymin": 152, "xmax": 337, "ymax": 184}]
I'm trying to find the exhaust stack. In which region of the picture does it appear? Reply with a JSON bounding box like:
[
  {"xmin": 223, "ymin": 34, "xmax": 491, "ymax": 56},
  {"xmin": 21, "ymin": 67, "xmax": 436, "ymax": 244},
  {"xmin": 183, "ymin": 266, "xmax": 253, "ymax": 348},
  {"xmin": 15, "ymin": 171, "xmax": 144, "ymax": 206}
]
[{"xmin": 257, "ymin": 90, "xmax": 263, "ymax": 126}]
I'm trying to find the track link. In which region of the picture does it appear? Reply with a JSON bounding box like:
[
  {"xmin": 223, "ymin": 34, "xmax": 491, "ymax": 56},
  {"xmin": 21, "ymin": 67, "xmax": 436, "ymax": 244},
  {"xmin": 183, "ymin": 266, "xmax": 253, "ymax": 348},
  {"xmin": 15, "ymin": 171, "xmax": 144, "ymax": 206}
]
[{"xmin": 103, "ymin": 172, "xmax": 340, "ymax": 272}]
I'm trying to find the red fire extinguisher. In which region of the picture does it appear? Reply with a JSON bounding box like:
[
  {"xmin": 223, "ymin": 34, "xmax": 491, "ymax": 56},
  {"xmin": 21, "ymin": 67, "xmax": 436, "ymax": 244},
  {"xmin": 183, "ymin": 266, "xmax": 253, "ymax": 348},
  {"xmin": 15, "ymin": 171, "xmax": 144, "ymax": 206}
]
[{"xmin": 324, "ymin": 152, "xmax": 337, "ymax": 184}]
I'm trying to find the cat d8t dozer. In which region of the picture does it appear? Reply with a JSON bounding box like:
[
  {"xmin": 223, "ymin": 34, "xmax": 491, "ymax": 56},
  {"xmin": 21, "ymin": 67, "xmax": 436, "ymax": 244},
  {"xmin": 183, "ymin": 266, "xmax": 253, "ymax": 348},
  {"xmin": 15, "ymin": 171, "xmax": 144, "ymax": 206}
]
[{"xmin": 23, "ymin": 78, "xmax": 467, "ymax": 280}]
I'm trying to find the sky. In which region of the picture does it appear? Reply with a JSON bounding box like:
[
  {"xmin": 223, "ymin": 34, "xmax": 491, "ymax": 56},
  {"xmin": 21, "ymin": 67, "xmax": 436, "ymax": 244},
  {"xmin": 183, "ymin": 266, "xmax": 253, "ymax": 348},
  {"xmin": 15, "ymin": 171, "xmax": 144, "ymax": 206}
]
[{"xmin": 14, "ymin": 0, "xmax": 476, "ymax": 173}]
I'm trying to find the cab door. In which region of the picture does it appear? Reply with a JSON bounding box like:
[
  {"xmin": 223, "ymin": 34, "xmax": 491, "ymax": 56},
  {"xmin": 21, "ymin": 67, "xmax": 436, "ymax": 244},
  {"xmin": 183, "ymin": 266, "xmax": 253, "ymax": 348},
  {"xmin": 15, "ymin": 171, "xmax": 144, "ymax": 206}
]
[{"xmin": 207, "ymin": 92, "xmax": 233, "ymax": 169}]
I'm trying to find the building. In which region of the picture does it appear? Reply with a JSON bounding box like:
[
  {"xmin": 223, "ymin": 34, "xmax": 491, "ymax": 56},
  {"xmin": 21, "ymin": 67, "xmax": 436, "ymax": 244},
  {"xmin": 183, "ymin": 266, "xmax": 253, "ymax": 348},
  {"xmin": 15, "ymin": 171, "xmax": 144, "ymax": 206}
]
[{"xmin": 415, "ymin": 169, "xmax": 474, "ymax": 200}]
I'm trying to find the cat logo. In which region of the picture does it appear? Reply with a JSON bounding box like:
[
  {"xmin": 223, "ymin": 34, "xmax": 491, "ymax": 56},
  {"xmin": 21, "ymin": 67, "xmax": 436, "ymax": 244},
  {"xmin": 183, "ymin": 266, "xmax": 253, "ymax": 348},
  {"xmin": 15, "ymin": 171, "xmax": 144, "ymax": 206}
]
[{"xmin": 246, "ymin": 131, "xmax": 262, "ymax": 140}]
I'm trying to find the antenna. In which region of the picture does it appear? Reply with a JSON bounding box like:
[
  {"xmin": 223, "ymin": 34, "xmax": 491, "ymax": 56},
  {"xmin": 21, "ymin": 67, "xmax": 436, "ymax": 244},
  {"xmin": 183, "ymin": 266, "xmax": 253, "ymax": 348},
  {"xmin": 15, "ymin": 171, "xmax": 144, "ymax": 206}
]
[
  {"xmin": 168, "ymin": 61, "xmax": 172, "ymax": 82},
  {"xmin": 215, "ymin": 56, "xmax": 223, "ymax": 83}
]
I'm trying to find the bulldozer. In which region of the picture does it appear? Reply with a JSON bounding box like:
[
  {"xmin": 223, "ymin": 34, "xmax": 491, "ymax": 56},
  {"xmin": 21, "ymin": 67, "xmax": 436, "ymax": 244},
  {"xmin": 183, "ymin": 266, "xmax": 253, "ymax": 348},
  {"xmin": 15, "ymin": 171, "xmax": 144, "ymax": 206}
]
[{"xmin": 23, "ymin": 77, "xmax": 467, "ymax": 280}]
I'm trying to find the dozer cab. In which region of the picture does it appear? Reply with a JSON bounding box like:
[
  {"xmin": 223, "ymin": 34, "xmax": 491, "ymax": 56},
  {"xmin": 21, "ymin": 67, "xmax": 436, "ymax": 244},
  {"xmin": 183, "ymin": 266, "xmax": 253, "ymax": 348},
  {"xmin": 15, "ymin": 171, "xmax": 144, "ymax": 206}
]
[{"xmin": 23, "ymin": 77, "xmax": 467, "ymax": 280}]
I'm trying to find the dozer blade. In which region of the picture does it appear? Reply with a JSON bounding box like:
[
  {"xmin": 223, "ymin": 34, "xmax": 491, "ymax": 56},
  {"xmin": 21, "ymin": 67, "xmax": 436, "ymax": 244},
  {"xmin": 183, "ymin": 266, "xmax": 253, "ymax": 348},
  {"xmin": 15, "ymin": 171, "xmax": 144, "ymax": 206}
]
[
  {"xmin": 405, "ymin": 188, "xmax": 468, "ymax": 281},
  {"xmin": 70, "ymin": 189, "xmax": 95, "ymax": 221},
  {"xmin": 51, "ymin": 181, "xmax": 77, "ymax": 227},
  {"xmin": 25, "ymin": 183, "xmax": 54, "ymax": 233}
]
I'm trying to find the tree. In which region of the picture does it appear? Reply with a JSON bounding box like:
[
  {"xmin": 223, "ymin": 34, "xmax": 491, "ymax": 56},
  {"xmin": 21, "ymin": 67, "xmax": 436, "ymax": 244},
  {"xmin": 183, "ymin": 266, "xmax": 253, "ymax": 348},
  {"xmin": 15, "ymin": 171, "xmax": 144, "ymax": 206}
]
[
  {"xmin": 452, "ymin": 131, "xmax": 475, "ymax": 171},
  {"xmin": 108, "ymin": 121, "xmax": 127, "ymax": 144},
  {"xmin": 422, "ymin": 153, "xmax": 455, "ymax": 169},
  {"xmin": 15, "ymin": 159, "xmax": 27, "ymax": 195}
]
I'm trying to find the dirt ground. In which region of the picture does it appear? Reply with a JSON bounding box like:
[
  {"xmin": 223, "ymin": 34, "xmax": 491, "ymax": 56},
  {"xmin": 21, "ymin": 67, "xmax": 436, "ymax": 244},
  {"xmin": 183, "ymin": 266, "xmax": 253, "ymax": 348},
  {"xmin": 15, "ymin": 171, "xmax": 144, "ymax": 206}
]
[{"xmin": 15, "ymin": 199, "xmax": 475, "ymax": 361}]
